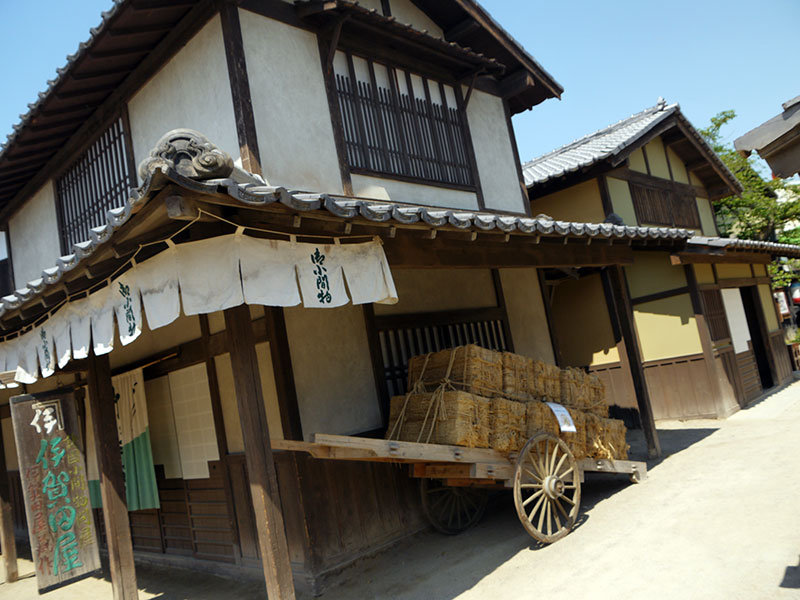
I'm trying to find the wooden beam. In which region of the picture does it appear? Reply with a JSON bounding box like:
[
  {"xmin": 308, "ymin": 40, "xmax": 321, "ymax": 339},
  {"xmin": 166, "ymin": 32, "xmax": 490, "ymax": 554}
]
[
  {"xmin": 670, "ymin": 251, "xmax": 772, "ymax": 265},
  {"xmin": 85, "ymin": 352, "xmax": 138, "ymax": 600},
  {"xmin": 0, "ymin": 416, "xmax": 18, "ymax": 584},
  {"xmin": 223, "ymin": 305, "xmax": 295, "ymax": 599},
  {"xmin": 601, "ymin": 266, "xmax": 661, "ymax": 458},
  {"xmin": 537, "ymin": 268, "xmax": 562, "ymax": 366},
  {"xmin": 444, "ymin": 18, "xmax": 480, "ymax": 41},
  {"xmin": 630, "ymin": 286, "xmax": 690, "ymax": 306},
  {"xmin": 220, "ymin": 2, "xmax": 262, "ymax": 174},
  {"xmin": 383, "ymin": 235, "xmax": 635, "ymax": 268},
  {"xmin": 264, "ymin": 308, "xmax": 304, "ymax": 441}
]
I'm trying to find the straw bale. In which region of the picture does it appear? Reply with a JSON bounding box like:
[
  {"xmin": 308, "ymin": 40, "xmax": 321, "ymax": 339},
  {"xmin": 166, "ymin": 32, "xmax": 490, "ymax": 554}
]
[
  {"xmin": 525, "ymin": 401, "xmax": 560, "ymax": 439},
  {"xmin": 533, "ymin": 360, "xmax": 561, "ymax": 399},
  {"xmin": 489, "ymin": 397, "xmax": 527, "ymax": 453},
  {"xmin": 501, "ymin": 353, "xmax": 537, "ymax": 402},
  {"xmin": 408, "ymin": 345, "xmax": 503, "ymax": 397},
  {"xmin": 584, "ymin": 414, "xmax": 628, "ymax": 460},
  {"xmin": 526, "ymin": 402, "xmax": 585, "ymax": 458},
  {"xmin": 586, "ymin": 374, "xmax": 608, "ymax": 418},
  {"xmin": 386, "ymin": 391, "xmax": 490, "ymax": 448}
]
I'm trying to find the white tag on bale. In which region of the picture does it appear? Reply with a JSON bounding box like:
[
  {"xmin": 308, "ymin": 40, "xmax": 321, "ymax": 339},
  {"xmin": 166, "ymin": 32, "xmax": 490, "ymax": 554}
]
[{"xmin": 546, "ymin": 402, "xmax": 577, "ymax": 433}]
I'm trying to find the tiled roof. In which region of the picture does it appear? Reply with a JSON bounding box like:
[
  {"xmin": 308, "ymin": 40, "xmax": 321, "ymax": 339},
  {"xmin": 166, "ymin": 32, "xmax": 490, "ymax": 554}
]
[
  {"xmin": 522, "ymin": 100, "xmax": 676, "ymax": 187},
  {"xmin": 687, "ymin": 236, "xmax": 800, "ymax": 257},
  {"xmin": 521, "ymin": 100, "xmax": 742, "ymax": 197}
]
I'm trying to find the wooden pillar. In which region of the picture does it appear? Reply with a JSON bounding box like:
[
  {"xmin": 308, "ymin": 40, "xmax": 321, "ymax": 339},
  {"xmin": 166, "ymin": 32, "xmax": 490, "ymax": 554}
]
[
  {"xmin": 601, "ymin": 266, "xmax": 661, "ymax": 458},
  {"xmin": 224, "ymin": 304, "xmax": 295, "ymax": 600},
  {"xmin": 0, "ymin": 419, "xmax": 18, "ymax": 583},
  {"xmin": 86, "ymin": 353, "xmax": 138, "ymax": 600}
]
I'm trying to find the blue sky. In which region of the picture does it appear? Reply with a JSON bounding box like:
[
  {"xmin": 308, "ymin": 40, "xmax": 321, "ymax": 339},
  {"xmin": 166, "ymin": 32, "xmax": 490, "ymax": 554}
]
[{"xmin": 1, "ymin": 0, "xmax": 797, "ymax": 172}]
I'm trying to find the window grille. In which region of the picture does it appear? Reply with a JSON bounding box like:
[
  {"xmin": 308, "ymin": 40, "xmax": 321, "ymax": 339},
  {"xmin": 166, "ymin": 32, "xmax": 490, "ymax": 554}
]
[
  {"xmin": 55, "ymin": 117, "xmax": 134, "ymax": 252},
  {"xmin": 700, "ymin": 288, "xmax": 731, "ymax": 342},
  {"xmin": 630, "ymin": 182, "xmax": 701, "ymax": 229},
  {"xmin": 334, "ymin": 51, "xmax": 474, "ymax": 188}
]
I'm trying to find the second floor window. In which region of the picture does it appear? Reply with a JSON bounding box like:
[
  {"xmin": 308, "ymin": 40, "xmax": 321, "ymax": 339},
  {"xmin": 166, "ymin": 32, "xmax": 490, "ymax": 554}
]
[
  {"xmin": 333, "ymin": 50, "xmax": 474, "ymax": 189},
  {"xmin": 629, "ymin": 182, "xmax": 701, "ymax": 229},
  {"xmin": 55, "ymin": 116, "xmax": 134, "ymax": 253}
]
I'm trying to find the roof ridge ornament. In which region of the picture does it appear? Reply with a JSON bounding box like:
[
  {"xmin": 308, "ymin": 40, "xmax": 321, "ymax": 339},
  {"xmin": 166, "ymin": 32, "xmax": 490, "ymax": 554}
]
[{"xmin": 138, "ymin": 129, "xmax": 234, "ymax": 181}]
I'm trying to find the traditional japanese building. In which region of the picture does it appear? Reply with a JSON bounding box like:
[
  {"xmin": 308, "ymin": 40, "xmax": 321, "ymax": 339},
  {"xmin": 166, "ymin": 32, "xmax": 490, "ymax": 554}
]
[
  {"xmin": 523, "ymin": 100, "xmax": 797, "ymax": 427},
  {"xmin": 0, "ymin": 2, "xmax": 797, "ymax": 598}
]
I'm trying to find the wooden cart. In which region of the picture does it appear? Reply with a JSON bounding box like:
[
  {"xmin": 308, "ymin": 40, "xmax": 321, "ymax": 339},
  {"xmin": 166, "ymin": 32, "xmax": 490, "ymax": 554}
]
[{"xmin": 274, "ymin": 431, "xmax": 647, "ymax": 543}]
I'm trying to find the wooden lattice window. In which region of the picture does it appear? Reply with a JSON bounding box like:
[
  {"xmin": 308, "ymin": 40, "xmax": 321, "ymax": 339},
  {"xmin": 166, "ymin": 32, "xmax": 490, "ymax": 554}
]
[
  {"xmin": 374, "ymin": 309, "xmax": 510, "ymax": 397},
  {"xmin": 333, "ymin": 50, "xmax": 474, "ymax": 189},
  {"xmin": 55, "ymin": 116, "xmax": 135, "ymax": 253},
  {"xmin": 630, "ymin": 182, "xmax": 701, "ymax": 229},
  {"xmin": 700, "ymin": 288, "xmax": 731, "ymax": 342}
]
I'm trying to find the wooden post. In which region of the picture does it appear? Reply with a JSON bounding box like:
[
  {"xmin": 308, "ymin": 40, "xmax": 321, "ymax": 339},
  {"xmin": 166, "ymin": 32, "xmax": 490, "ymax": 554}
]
[
  {"xmin": 0, "ymin": 419, "xmax": 18, "ymax": 583},
  {"xmin": 601, "ymin": 266, "xmax": 661, "ymax": 458},
  {"xmin": 85, "ymin": 353, "xmax": 138, "ymax": 600},
  {"xmin": 224, "ymin": 304, "xmax": 295, "ymax": 600}
]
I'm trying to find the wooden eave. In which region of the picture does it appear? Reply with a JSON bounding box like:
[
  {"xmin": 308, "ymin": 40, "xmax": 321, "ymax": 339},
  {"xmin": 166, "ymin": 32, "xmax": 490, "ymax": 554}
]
[
  {"xmin": 0, "ymin": 0, "xmax": 204, "ymax": 218},
  {"xmin": 297, "ymin": 0, "xmax": 506, "ymax": 80},
  {"xmin": 410, "ymin": 0, "xmax": 563, "ymax": 112}
]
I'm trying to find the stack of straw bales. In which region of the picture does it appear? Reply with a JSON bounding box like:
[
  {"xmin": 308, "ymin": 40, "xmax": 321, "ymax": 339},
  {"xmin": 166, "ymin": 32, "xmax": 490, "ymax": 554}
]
[{"xmin": 391, "ymin": 345, "xmax": 628, "ymax": 460}]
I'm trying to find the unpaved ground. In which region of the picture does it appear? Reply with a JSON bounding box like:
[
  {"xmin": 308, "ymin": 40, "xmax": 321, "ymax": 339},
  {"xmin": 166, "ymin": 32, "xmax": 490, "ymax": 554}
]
[{"xmin": 3, "ymin": 381, "xmax": 800, "ymax": 599}]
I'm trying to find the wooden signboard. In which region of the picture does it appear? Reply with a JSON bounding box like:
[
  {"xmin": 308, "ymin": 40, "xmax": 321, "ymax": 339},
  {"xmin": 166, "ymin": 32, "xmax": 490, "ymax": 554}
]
[{"xmin": 10, "ymin": 391, "xmax": 101, "ymax": 593}]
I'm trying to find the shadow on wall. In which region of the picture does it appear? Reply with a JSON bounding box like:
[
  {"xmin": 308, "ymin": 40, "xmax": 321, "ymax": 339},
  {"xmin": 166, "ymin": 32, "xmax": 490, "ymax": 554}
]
[{"xmin": 781, "ymin": 556, "xmax": 800, "ymax": 589}]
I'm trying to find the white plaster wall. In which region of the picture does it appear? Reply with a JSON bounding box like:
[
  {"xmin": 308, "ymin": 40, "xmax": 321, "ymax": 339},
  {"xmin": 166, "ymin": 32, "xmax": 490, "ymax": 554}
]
[
  {"xmin": 284, "ymin": 304, "xmax": 381, "ymax": 440},
  {"xmin": 241, "ymin": 11, "xmax": 344, "ymax": 193},
  {"xmin": 466, "ymin": 90, "xmax": 527, "ymax": 214},
  {"xmin": 499, "ymin": 268, "xmax": 555, "ymax": 363},
  {"xmin": 8, "ymin": 180, "xmax": 60, "ymax": 288},
  {"xmin": 352, "ymin": 174, "xmax": 479, "ymax": 209},
  {"xmin": 127, "ymin": 15, "xmax": 240, "ymax": 180},
  {"xmin": 721, "ymin": 288, "xmax": 751, "ymax": 354},
  {"xmin": 374, "ymin": 268, "xmax": 496, "ymax": 315},
  {"xmin": 389, "ymin": 0, "xmax": 443, "ymax": 36}
]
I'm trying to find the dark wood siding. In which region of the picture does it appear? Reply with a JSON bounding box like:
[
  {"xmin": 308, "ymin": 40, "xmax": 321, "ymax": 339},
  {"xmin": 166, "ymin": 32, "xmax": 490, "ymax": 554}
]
[
  {"xmin": 716, "ymin": 344, "xmax": 746, "ymax": 409},
  {"xmin": 736, "ymin": 349, "xmax": 762, "ymax": 402},
  {"xmin": 588, "ymin": 361, "xmax": 636, "ymax": 410},
  {"xmin": 630, "ymin": 182, "xmax": 701, "ymax": 229},
  {"xmin": 768, "ymin": 331, "xmax": 793, "ymax": 385},
  {"xmin": 643, "ymin": 354, "xmax": 717, "ymax": 419},
  {"xmin": 701, "ymin": 289, "xmax": 731, "ymax": 342}
]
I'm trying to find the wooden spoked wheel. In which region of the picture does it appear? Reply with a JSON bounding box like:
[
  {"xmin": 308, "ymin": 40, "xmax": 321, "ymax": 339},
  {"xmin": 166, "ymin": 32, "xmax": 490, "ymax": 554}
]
[
  {"xmin": 513, "ymin": 433, "xmax": 581, "ymax": 543},
  {"xmin": 420, "ymin": 479, "xmax": 488, "ymax": 535}
]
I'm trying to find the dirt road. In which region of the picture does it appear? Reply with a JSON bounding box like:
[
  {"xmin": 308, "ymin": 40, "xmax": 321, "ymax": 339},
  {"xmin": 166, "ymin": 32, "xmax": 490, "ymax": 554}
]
[{"xmin": 3, "ymin": 381, "xmax": 800, "ymax": 599}]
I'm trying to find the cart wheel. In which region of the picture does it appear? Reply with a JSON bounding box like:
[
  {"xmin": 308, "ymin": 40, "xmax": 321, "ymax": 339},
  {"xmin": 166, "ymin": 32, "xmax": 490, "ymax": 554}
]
[
  {"xmin": 420, "ymin": 479, "xmax": 488, "ymax": 535},
  {"xmin": 513, "ymin": 433, "xmax": 581, "ymax": 544}
]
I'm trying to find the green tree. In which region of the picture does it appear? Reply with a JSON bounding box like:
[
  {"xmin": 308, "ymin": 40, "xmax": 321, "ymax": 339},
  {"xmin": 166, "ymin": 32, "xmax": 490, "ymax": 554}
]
[{"xmin": 700, "ymin": 110, "xmax": 800, "ymax": 288}]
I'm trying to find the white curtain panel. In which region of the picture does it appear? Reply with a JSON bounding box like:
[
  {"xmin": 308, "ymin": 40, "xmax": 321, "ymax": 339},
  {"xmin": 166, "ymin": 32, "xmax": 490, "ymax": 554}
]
[{"xmin": 2, "ymin": 235, "xmax": 397, "ymax": 383}]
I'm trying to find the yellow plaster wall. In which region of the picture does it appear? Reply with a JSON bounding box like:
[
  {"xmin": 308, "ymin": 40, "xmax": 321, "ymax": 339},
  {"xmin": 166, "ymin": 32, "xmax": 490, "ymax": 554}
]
[
  {"xmin": 551, "ymin": 274, "xmax": 619, "ymax": 367},
  {"xmin": 374, "ymin": 268, "xmax": 496, "ymax": 315},
  {"xmin": 629, "ymin": 148, "xmax": 648, "ymax": 173},
  {"xmin": 689, "ymin": 171, "xmax": 703, "ymax": 187},
  {"xmin": 696, "ymin": 197, "xmax": 718, "ymax": 236},
  {"xmin": 666, "ymin": 146, "xmax": 689, "ymax": 184},
  {"xmin": 634, "ymin": 294, "xmax": 702, "ymax": 361},
  {"xmin": 716, "ymin": 263, "xmax": 753, "ymax": 280},
  {"xmin": 753, "ymin": 264, "xmax": 767, "ymax": 277},
  {"xmin": 626, "ymin": 251, "xmax": 687, "ymax": 299},
  {"xmin": 694, "ymin": 263, "xmax": 715, "ymax": 285},
  {"xmin": 758, "ymin": 284, "xmax": 780, "ymax": 332},
  {"xmin": 606, "ymin": 177, "xmax": 637, "ymax": 226},
  {"xmin": 499, "ymin": 268, "xmax": 555, "ymax": 364},
  {"xmin": 645, "ymin": 137, "xmax": 670, "ymax": 180},
  {"xmin": 530, "ymin": 179, "xmax": 605, "ymax": 224}
]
